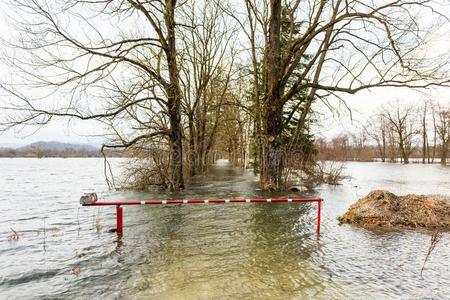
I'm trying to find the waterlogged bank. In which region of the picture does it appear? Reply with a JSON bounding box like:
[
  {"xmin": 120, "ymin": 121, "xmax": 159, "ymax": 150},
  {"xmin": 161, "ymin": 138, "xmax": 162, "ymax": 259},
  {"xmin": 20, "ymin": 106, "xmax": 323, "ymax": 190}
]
[{"xmin": 0, "ymin": 159, "xmax": 449, "ymax": 299}]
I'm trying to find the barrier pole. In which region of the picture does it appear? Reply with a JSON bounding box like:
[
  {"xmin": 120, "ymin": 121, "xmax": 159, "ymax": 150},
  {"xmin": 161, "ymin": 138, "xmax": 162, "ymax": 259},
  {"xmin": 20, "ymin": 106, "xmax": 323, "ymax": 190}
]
[
  {"xmin": 316, "ymin": 199, "xmax": 322, "ymax": 234},
  {"xmin": 80, "ymin": 195, "xmax": 325, "ymax": 237},
  {"xmin": 116, "ymin": 205, "xmax": 123, "ymax": 237}
]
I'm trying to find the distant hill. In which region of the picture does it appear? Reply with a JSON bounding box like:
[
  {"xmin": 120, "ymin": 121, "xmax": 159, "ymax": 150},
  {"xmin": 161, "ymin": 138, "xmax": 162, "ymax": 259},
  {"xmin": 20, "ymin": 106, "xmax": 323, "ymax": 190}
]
[
  {"xmin": 0, "ymin": 141, "xmax": 109, "ymax": 158},
  {"xmin": 16, "ymin": 141, "xmax": 99, "ymax": 152},
  {"xmin": 0, "ymin": 141, "xmax": 127, "ymax": 158}
]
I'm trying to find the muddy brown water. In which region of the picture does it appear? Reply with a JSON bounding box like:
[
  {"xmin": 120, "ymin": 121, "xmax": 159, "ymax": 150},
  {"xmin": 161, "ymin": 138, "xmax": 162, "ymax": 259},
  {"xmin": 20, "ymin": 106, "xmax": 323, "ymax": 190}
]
[{"xmin": 0, "ymin": 158, "xmax": 449, "ymax": 299}]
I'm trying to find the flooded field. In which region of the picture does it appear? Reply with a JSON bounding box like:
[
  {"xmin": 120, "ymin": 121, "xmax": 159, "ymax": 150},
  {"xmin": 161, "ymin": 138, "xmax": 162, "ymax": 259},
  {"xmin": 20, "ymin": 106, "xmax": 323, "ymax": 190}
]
[{"xmin": 0, "ymin": 158, "xmax": 449, "ymax": 299}]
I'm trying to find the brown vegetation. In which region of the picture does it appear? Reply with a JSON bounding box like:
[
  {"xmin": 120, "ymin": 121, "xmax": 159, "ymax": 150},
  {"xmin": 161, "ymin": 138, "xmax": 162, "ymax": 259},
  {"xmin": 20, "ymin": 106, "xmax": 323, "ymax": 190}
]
[
  {"xmin": 8, "ymin": 228, "xmax": 20, "ymax": 241},
  {"xmin": 420, "ymin": 231, "xmax": 443, "ymax": 277},
  {"xmin": 338, "ymin": 190, "xmax": 450, "ymax": 231}
]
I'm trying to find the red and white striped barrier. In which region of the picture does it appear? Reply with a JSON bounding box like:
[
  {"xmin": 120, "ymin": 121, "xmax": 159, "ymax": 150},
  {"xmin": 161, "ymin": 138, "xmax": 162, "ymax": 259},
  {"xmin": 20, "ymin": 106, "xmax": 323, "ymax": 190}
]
[{"xmin": 81, "ymin": 194, "xmax": 323, "ymax": 236}]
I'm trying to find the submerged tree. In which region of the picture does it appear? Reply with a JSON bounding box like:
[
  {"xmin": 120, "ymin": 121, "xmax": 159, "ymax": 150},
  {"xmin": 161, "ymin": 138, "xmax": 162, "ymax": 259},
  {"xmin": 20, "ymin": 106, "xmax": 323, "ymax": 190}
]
[
  {"xmin": 178, "ymin": 0, "xmax": 237, "ymax": 176},
  {"xmin": 0, "ymin": 0, "xmax": 191, "ymax": 190},
  {"xmin": 382, "ymin": 102, "xmax": 417, "ymax": 164},
  {"xmin": 436, "ymin": 106, "xmax": 450, "ymax": 165},
  {"xmin": 364, "ymin": 115, "xmax": 387, "ymax": 162},
  {"xmin": 235, "ymin": 0, "xmax": 450, "ymax": 190}
]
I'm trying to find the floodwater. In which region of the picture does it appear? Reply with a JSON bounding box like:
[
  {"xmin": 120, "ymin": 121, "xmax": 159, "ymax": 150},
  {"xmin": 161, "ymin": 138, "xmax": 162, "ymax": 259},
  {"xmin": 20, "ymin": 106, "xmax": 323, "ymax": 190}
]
[{"xmin": 0, "ymin": 158, "xmax": 449, "ymax": 299}]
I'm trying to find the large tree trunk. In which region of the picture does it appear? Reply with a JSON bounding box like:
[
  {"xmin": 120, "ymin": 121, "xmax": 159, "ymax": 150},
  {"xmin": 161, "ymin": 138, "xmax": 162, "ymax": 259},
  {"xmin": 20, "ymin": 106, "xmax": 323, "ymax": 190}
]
[
  {"xmin": 165, "ymin": 0, "xmax": 184, "ymax": 190},
  {"xmin": 188, "ymin": 116, "xmax": 196, "ymax": 176},
  {"xmin": 167, "ymin": 96, "xmax": 184, "ymax": 190},
  {"xmin": 261, "ymin": 0, "xmax": 283, "ymax": 191},
  {"xmin": 399, "ymin": 142, "xmax": 409, "ymax": 164},
  {"xmin": 198, "ymin": 102, "xmax": 207, "ymax": 173},
  {"xmin": 398, "ymin": 130, "xmax": 409, "ymax": 164}
]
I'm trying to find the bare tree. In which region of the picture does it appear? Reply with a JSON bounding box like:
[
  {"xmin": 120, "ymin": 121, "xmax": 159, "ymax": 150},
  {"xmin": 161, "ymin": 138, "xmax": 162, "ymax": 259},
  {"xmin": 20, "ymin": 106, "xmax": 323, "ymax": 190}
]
[
  {"xmin": 0, "ymin": 0, "xmax": 187, "ymax": 190},
  {"xmin": 364, "ymin": 115, "xmax": 387, "ymax": 162},
  {"xmin": 436, "ymin": 105, "xmax": 450, "ymax": 165},
  {"xmin": 178, "ymin": 0, "xmax": 237, "ymax": 175},
  {"xmin": 215, "ymin": 76, "xmax": 254, "ymax": 169},
  {"xmin": 418, "ymin": 99, "xmax": 442, "ymax": 164},
  {"xmin": 382, "ymin": 102, "xmax": 418, "ymax": 164},
  {"xmin": 429, "ymin": 104, "xmax": 438, "ymax": 163},
  {"xmin": 420, "ymin": 100, "xmax": 429, "ymax": 164}
]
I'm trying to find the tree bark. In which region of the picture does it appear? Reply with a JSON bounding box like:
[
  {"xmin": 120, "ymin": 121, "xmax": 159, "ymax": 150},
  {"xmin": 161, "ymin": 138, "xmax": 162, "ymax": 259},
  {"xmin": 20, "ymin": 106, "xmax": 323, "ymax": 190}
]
[
  {"xmin": 188, "ymin": 115, "xmax": 196, "ymax": 176},
  {"xmin": 165, "ymin": 0, "xmax": 184, "ymax": 190},
  {"xmin": 260, "ymin": 0, "xmax": 283, "ymax": 191},
  {"xmin": 398, "ymin": 132, "xmax": 409, "ymax": 164}
]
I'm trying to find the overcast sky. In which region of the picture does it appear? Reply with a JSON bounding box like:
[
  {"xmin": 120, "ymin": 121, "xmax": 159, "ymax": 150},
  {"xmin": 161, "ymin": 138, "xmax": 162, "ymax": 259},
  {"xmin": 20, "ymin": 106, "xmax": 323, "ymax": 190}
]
[{"xmin": 0, "ymin": 1, "xmax": 449, "ymax": 147}]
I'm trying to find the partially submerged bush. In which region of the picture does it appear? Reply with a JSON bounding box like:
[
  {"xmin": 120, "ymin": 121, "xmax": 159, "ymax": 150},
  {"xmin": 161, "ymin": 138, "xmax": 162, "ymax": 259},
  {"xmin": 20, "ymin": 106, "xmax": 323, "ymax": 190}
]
[
  {"xmin": 339, "ymin": 190, "xmax": 450, "ymax": 230},
  {"xmin": 314, "ymin": 161, "xmax": 348, "ymax": 185},
  {"xmin": 286, "ymin": 160, "xmax": 348, "ymax": 189},
  {"xmin": 120, "ymin": 147, "xmax": 171, "ymax": 190}
]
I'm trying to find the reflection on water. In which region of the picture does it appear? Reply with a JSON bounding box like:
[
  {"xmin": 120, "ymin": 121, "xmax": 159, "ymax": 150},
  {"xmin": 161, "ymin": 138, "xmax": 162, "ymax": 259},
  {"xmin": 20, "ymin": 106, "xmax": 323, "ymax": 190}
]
[{"xmin": 0, "ymin": 159, "xmax": 449, "ymax": 299}]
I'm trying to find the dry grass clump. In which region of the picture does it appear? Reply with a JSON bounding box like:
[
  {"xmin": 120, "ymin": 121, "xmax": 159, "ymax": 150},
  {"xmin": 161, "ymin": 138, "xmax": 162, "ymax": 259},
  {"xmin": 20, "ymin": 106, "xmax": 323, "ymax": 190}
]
[
  {"xmin": 8, "ymin": 228, "xmax": 20, "ymax": 241},
  {"xmin": 71, "ymin": 267, "xmax": 81, "ymax": 277},
  {"xmin": 95, "ymin": 217, "xmax": 102, "ymax": 233},
  {"xmin": 338, "ymin": 190, "xmax": 450, "ymax": 230}
]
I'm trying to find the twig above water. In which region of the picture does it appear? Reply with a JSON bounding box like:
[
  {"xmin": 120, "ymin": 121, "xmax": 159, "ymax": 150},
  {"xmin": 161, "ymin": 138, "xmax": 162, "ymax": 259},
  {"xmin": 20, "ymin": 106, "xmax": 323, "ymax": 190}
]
[{"xmin": 420, "ymin": 231, "xmax": 443, "ymax": 278}]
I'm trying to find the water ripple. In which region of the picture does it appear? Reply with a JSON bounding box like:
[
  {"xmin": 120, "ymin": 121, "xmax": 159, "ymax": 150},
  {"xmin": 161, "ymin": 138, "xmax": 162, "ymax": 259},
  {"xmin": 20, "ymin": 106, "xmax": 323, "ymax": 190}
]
[{"xmin": 0, "ymin": 158, "xmax": 449, "ymax": 299}]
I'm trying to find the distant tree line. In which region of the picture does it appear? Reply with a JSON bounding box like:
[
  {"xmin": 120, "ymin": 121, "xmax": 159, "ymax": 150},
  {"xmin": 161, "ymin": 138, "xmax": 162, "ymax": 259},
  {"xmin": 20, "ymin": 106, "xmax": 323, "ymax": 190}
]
[{"xmin": 317, "ymin": 101, "xmax": 450, "ymax": 164}]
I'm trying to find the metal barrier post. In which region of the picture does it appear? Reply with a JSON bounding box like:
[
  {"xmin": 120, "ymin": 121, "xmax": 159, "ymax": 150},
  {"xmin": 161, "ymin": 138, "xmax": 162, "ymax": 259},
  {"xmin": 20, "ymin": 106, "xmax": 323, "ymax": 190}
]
[
  {"xmin": 316, "ymin": 199, "xmax": 322, "ymax": 234},
  {"xmin": 116, "ymin": 205, "xmax": 123, "ymax": 237}
]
